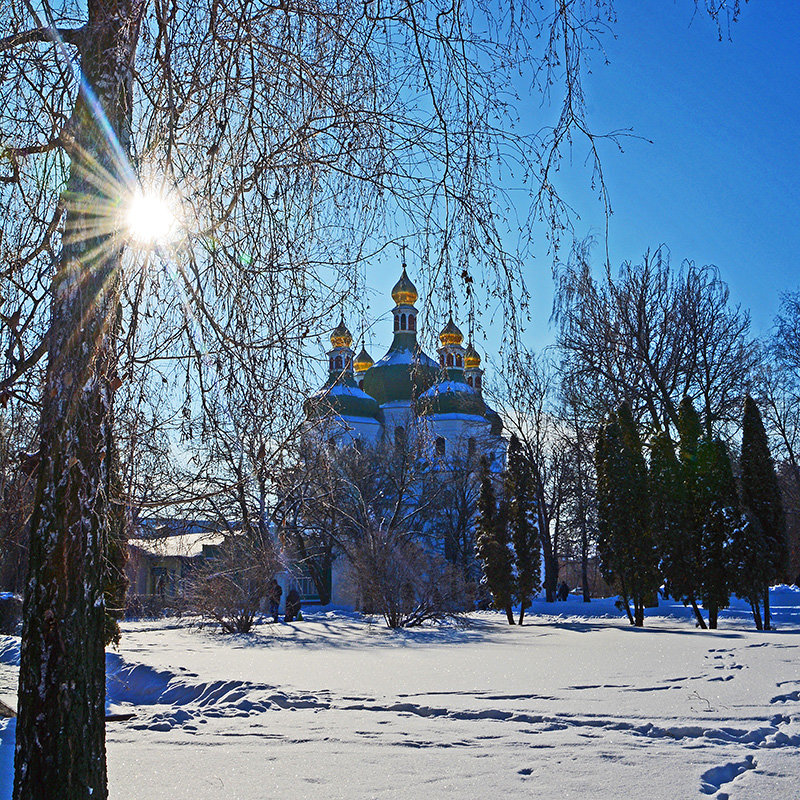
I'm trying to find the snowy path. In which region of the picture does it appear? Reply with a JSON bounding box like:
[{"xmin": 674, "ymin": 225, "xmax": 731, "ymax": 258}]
[{"xmin": 2, "ymin": 590, "xmax": 800, "ymax": 798}]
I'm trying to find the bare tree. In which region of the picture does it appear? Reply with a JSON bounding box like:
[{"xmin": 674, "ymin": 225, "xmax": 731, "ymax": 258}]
[
  {"xmin": 489, "ymin": 351, "xmax": 568, "ymax": 602},
  {"xmin": 185, "ymin": 532, "xmax": 280, "ymax": 633},
  {"xmin": 554, "ymin": 244, "xmax": 758, "ymax": 440}
]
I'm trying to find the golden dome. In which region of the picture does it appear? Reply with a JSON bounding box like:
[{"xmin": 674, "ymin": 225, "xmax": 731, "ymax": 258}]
[
  {"xmin": 439, "ymin": 317, "xmax": 463, "ymax": 347},
  {"xmin": 464, "ymin": 343, "xmax": 481, "ymax": 369},
  {"xmin": 391, "ymin": 268, "xmax": 418, "ymax": 306},
  {"xmin": 353, "ymin": 347, "xmax": 374, "ymax": 373},
  {"xmin": 330, "ymin": 318, "xmax": 352, "ymax": 349}
]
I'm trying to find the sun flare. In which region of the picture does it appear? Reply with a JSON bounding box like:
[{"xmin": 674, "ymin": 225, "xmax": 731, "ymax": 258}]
[{"xmin": 125, "ymin": 188, "xmax": 178, "ymax": 247}]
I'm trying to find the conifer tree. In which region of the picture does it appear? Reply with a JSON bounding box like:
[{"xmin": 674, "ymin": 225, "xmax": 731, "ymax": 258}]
[
  {"xmin": 664, "ymin": 396, "xmax": 707, "ymax": 627},
  {"xmin": 650, "ymin": 429, "xmax": 706, "ymax": 628},
  {"xmin": 596, "ymin": 403, "xmax": 659, "ymax": 626},
  {"xmin": 475, "ymin": 456, "xmax": 515, "ymax": 624},
  {"xmin": 506, "ymin": 434, "xmax": 541, "ymax": 624},
  {"xmin": 728, "ymin": 510, "xmax": 770, "ymax": 629},
  {"xmin": 677, "ymin": 395, "xmax": 703, "ymax": 466},
  {"xmin": 740, "ymin": 395, "xmax": 786, "ymax": 630},
  {"xmin": 695, "ymin": 438, "xmax": 738, "ymax": 629}
]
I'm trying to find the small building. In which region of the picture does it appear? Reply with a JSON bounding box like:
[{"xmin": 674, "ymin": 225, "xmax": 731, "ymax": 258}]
[{"xmin": 126, "ymin": 520, "xmax": 224, "ymax": 598}]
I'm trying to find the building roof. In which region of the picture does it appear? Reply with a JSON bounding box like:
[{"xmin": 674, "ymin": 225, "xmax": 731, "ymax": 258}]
[
  {"xmin": 129, "ymin": 531, "xmax": 225, "ymax": 559},
  {"xmin": 361, "ymin": 334, "xmax": 438, "ymax": 405},
  {"xmin": 305, "ymin": 375, "xmax": 382, "ymax": 421}
]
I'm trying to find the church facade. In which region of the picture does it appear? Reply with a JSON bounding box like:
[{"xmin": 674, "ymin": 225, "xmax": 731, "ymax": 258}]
[{"xmin": 304, "ymin": 266, "xmax": 505, "ymax": 468}]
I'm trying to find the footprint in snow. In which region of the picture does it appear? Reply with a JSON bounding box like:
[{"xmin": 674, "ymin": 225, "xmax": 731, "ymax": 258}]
[{"xmin": 699, "ymin": 755, "xmax": 756, "ymax": 796}]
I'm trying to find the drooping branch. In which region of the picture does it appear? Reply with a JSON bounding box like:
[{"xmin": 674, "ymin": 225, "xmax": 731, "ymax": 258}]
[{"xmin": 0, "ymin": 25, "xmax": 85, "ymax": 53}]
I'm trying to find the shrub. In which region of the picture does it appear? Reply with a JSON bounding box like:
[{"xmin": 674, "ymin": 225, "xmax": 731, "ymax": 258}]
[{"xmin": 185, "ymin": 534, "xmax": 279, "ymax": 633}]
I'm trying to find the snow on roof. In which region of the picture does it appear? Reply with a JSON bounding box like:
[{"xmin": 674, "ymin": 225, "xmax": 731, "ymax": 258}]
[
  {"xmin": 420, "ymin": 379, "xmax": 477, "ymax": 398},
  {"xmin": 310, "ymin": 383, "xmax": 370, "ymax": 400},
  {"xmin": 339, "ymin": 415, "xmax": 382, "ymax": 426},
  {"xmin": 372, "ymin": 347, "xmax": 437, "ymax": 368},
  {"xmin": 129, "ymin": 531, "xmax": 225, "ymax": 559},
  {"xmin": 424, "ymin": 412, "xmax": 488, "ymax": 423}
]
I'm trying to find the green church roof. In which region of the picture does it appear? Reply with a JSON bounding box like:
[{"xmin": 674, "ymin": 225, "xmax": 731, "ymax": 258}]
[
  {"xmin": 361, "ymin": 331, "xmax": 438, "ymax": 405},
  {"xmin": 305, "ymin": 374, "xmax": 381, "ymax": 421}
]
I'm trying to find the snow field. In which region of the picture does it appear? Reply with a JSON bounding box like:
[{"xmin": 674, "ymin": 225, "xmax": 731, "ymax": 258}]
[{"xmin": 1, "ymin": 589, "xmax": 799, "ymax": 798}]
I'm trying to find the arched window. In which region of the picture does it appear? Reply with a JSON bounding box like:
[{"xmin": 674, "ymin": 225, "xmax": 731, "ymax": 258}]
[
  {"xmin": 476, "ymin": 375, "xmax": 482, "ymax": 390},
  {"xmin": 394, "ymin": 314, "xmax": 400, "ymax": 331},
  {"xmin": 335, "ymin": 355, "xmax": 343, "ymax": 370},
  {"xmin": 329, "ymin": 356, "xmax": 335, "ymax": 371},
  {"xmin": 455, "ymin": 354, "xmax": 463, "ymax": 367},
  {"xmin": 435, "ymin": 437, "xmax": 446, "ymax": 457},
  {"xmin": 409, "ymin": 315, "xmax": 416, "ymax": 331},
  {"xmin": 446, "ymin": 353, "xmax": 454, "ymax": 367},
  {"xmin": 400, "ymin": 314, "xmax": 407, "ymax": 331},
  {"xmin": 358, "ymin": 378, "xmax": 364, "ymax": 390},
  {"xmin": 395, "ymin": 426, "xmax": 405, "ymax": 449},
  {"xmin": 466, "ymin": 375, "xmax": 474, "ymax": 388}
]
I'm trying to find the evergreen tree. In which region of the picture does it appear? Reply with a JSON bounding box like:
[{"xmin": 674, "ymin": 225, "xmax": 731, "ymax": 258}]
[
  {"xmin": 695, "ymin": 438, "xmax": 738, "ymax": 629},
  {"xmin": 475, "ymin": 456, "xmax": 515, "ymax": 624},
  {"xmin": 650, "ymin": 429, "xmax": 706, "ymax": 627},
  {"xmin": 728, "ymin": 510, "xmax": 770, "ymax": 630},
  {"xmin": 665, "ymin": 397, "xmax": 707, "ymax": 627},
  {"xmin": 677, "ymin": 395, "xmax": 703, "ymax": 466},
  {"xmin": 596, "ymin": 403, "xmax": 660, "ymax": 626},
  {"xmin": 740, "ymin": 395, "xmax": 786, "ymax": 630},
  {"xmin": 506, "ymin": 434, "xmax": 541, "ymax": 624}
]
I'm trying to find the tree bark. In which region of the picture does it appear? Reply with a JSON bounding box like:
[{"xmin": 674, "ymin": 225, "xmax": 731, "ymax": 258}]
[
  {"xmin": 708, "ymin": 604, "xmax": 718, "ymax": 630},
  {"xmin": 750, "ymin": 600, "xmax": 763, "ymax": 631},
  {"xmin": 14, "ymin": 2, "xmax": 144, "ymax": 798},
  {"xmin": 689, "ymin": 597, "xmax": 707, "ymax": 629},
  {"xmin": 505, "ymin": 605, "xmax": 516, "ymax": 625},
  {"xmin": 633, "ymin": 598, "xmax": 644, "ymax": 627},
  {"xmin": 540, "ymin": 521, "xmax": 557, "ymax": 602},
  {"xmin": 763, "ymin": 586, "xmax": 771, "ymax": 631}
]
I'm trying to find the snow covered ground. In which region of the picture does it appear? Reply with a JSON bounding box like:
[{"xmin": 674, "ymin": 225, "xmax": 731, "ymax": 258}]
[{"xmin": 2, "ymin": 588, "xmax": 800, "ymax": 799}]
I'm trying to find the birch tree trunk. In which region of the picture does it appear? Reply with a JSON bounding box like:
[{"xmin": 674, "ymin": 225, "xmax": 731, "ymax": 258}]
[{"xmin": 14, "ymin": 1, "xmax": 144, "ymax": 797}]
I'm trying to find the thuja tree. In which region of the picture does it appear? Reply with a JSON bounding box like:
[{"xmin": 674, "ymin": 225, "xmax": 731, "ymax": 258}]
[
  {"xmin": 694, "ymin": 438, "xmax": 738, "ymax": 629},
  {"xmin": 650, "ymin": 429, "xmax": 706, "ymax": 628},
  {"xmin": 506, "ymin": 434, "xmax": 541, "ymax": 624},
  {"xmin": 667, "ymin": 397, "xmax": 708, "ymax": 627},
  {"xmin": 740, "ymin": 394, "xmax": 786, "ymax": 629},
  {"xmin": 596, "ymin": 403, "xmax": 659, "ymax": 627},
  {"xmin": 476, "ymin": 456, "xmax": 515, "ymax": 625}
]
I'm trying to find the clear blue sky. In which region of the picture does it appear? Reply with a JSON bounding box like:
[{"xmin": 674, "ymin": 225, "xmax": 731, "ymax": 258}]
[
  {"xmin": 526, "ymin": 0, "xmax": 800, "ymax": 346},
  {"xmin": 359, "ymin": 1, "xmax": 800, "ymax": 361}
]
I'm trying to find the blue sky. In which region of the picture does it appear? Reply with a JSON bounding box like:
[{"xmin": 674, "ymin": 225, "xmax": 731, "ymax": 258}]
[
  {"xmin": 362, "ymin": 2, "xmax": 800, "ymax": 360},
  {"xmin": 523, "ymin": 0, "xmax": 800, "ymax": 347}
]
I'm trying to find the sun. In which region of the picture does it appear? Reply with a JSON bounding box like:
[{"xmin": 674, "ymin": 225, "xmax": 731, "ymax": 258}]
[{"xmin": 124, "ymin": 186, "xmax": 179, "ymax": 247}]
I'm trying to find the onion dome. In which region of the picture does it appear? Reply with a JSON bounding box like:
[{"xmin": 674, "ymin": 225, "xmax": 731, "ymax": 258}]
[
  {"xmin": 353, "ymin": 347, "xmax": 374, "ymax": 373},
  {"xmin": 464, "ymin": 343, "xmax": 481, "ymax": 369},
  {"xmin": 304, "ymin": 373, "xmax": 381, "ymax": 422},
  {"xmin": 439, "ymin": 317, "xmax": 464, "ymax": 347},
  {"xmin": 391, "ymin": 268, "xmax": 418, "ymax": 306},
  {"xmin": 419, "ymin": 379, "xmax": 484, "ymax": 418},
  {"xmin": 330, "ymin": 317, "xmax": 353, "ymax": 349}
]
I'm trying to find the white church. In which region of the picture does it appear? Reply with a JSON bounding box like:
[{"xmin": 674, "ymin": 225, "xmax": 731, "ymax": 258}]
[{"xmin": 304, "ymin": 265, "xmax": 505, "ymax": 467}]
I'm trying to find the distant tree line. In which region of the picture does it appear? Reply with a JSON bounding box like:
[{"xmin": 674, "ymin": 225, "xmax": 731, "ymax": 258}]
[{"xmin": 478, "ymin": 244, "xmax": 796, "ymax": 628}]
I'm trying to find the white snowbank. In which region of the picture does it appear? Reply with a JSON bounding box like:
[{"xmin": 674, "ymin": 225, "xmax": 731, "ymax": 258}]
[{"xmin": 1, "ymin": 588, "xmax": 799, "ymax": 799}]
